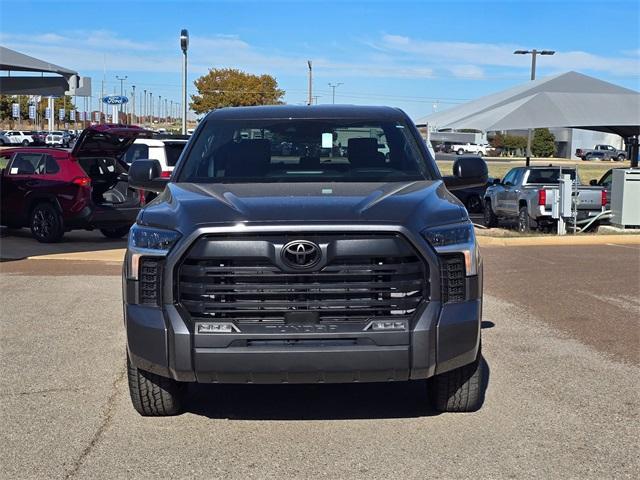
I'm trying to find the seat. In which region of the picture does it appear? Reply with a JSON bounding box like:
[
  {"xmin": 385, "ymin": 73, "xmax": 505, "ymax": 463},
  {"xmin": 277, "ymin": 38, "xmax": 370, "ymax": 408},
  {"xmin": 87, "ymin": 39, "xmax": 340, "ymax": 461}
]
[
  {"xmin": 347, "ymin": 138, "xmax": 386, "ymax": 169},
  {"xmin": 223, "ymin": 139, "xmax": 271, "ymax": 178}
]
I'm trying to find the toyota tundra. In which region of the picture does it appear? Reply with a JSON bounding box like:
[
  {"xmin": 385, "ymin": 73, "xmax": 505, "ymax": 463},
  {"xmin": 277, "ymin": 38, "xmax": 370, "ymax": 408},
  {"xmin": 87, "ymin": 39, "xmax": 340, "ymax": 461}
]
[{"xmin": 124, "ymin": 105, "xmax": 488, "ymax": 416}]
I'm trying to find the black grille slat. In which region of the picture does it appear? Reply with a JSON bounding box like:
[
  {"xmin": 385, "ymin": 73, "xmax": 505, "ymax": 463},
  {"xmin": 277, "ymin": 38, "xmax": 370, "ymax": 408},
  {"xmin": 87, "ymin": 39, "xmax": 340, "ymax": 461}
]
[
  {"xmin": 177, "ymin": 234, "xmax": 429, "ymax": 324},
  {"xmin": 139, "ymin": 258, "xmax": 163, "ymax": 306}
]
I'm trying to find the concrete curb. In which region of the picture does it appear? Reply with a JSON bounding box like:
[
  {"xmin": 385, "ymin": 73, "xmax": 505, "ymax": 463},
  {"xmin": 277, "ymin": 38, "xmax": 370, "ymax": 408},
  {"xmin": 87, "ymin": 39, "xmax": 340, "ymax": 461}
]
[
  {"xmin": 28, "ymin": 249, "xmax": 126, "ymax": 262},
  {"xmin": 477, "ymin": 234, "xmax": 640, "ymax": 247}
]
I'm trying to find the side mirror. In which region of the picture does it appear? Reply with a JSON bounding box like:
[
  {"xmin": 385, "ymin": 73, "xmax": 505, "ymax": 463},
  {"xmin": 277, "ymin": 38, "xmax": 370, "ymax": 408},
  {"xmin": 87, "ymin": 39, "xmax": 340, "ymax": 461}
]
[
  {"xmin": 128, "ymin": 159, "xmax": 168, "ymax": 193},
  {"xmin": 443, "ymin": 156, "xmax": 488, "ymax": 191},
  {"xmin": 589, "ymin": 179, "xmax": 598, "ymax": 186},
  {"xmin": 493, "ymin": 178, "xmax": 501, "ymax": 185}
]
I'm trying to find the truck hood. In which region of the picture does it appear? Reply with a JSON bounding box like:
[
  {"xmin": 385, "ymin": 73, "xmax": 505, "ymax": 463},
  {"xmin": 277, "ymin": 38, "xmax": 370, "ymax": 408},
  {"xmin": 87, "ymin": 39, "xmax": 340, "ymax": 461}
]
[{"xmin": 140, "ymin": 181, "xmax": 467, "ymax": 231}]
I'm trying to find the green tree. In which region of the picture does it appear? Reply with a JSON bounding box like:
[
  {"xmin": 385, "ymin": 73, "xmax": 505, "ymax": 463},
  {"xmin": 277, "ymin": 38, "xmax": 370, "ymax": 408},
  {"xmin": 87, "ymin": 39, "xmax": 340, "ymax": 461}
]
[
  {"xmin": 190, "ymin": 68, "xmax": 285, "ymax": 114},
  {"xmin": 502, "ymin": 134, "xmax": 528, "ymax": 155},
  {"xmin": 531, "ymin": 128, "xmax": 556, "ymax": 157}
]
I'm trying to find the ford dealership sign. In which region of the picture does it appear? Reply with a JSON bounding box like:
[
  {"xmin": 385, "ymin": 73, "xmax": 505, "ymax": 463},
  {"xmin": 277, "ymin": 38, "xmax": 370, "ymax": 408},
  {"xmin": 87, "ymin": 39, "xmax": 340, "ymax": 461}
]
[{"xmin": 102, "ymin": 95, "xmax": 128, "ymax": 105}]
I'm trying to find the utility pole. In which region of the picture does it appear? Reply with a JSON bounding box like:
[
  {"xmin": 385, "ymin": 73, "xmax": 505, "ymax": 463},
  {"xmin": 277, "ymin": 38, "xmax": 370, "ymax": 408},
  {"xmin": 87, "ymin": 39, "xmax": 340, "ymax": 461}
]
[
  {"xmin": 514, "ymin": 49, "xmax": 555, "ymax": 166},
  {"xmin": 328, "ymin": 82, "xmax": 343, "ymax": 104},
  {"xmin": 143, "ymin": 89, "xmax": 147, "ymax": 124},
  {"xmin": 307, "ymin": 60, "xmax": 313, "ymax": 106},
  {"xmin": 149, "ymin": 92, "xmax": 153, "ymax": 122},
  {"xmin": 158, "ymin": 95, "xmax": 162, "ymax": 123}
]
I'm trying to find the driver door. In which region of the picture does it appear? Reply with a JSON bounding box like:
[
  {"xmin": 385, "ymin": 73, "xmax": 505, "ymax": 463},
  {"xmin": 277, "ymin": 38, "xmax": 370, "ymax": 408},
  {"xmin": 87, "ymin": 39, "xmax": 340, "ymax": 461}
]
[{"xmin": 495, "ymin": 168, "xmax": 517, "ymax": 214}]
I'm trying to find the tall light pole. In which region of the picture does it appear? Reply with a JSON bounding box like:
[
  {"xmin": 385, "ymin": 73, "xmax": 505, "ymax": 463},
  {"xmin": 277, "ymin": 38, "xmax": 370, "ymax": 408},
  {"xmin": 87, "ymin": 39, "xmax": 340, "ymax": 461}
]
[
  {"xmin": 307, "ymin": 60, "xmax": 313, "ymax": 106},
  {"xmin": 149, "ymin": 92, "xmax": 153, "ymax": 122},
  {"xmin": 142, "ymin": 89, "xmax": 146, "ymax": 124},
  {"xmin": 116, "ymin": 75, "xmax": 127, "ymax": 123},
  {"xmin": 328, "ymin": 82, "xmax": 343, "ymax": 104},
  {"xmin": 514, "ymin": 49, "xmax": 555, "ymax": 166},
  {"xmin": 131, "ymin": 85, "xmax": 136, "ymax": 124},
  {"xmin": 158, "ymin": 95, "xmax": 162, "ymax": 123},
  {"xmin": 180, "ymin": 29, "xmax": 189, "ymax": 134}
]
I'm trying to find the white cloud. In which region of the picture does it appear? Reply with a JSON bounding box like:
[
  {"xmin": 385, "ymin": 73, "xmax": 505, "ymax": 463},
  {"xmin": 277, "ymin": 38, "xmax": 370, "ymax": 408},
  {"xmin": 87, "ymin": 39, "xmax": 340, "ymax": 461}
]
[{"xmin": 376, "ymin": 34, "xmax": 640, "ymax": 77}]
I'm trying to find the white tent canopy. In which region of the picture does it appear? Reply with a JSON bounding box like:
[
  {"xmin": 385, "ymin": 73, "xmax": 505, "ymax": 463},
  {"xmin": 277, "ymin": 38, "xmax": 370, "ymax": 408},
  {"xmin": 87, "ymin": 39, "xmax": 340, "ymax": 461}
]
[{"xmin": 416, "ymin": 71, "xmax": 640, "ymax": 137}]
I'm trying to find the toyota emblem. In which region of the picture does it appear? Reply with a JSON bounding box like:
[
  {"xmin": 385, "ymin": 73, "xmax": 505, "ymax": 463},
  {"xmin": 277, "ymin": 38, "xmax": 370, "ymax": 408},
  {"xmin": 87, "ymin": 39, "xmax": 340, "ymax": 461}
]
[{"xmin": 281, "ymin": 240, "xmax": 321, "ymax": 269}]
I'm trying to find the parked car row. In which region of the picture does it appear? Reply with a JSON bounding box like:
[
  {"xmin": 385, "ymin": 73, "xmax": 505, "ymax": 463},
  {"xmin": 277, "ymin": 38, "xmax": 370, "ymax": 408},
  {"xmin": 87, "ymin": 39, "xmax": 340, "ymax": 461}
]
[{"xmin": 0, "ymin": 129, "xmax": 78, "ymax": 147}]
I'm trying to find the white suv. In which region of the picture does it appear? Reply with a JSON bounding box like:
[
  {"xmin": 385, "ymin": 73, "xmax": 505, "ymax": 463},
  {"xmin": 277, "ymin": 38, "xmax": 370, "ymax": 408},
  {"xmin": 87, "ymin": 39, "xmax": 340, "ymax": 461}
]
[
  {"xmin": 123, "ymin": 137, "xmax": 188, "ymax": 177},
  {"xmin": 4, "ymin": 130, "xmax": 34, "ymax": 145}
]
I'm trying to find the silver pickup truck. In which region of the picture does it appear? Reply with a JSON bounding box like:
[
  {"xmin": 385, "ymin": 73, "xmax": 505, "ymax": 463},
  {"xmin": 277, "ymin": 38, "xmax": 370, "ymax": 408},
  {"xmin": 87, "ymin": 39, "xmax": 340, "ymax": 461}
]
[
  {"xmin": 576, "ymin": 144, "xmax": 627, "ymax": 161},
  {"xmin": 483, "ymin": 166, "xmax": 606, "ymax": 232}
]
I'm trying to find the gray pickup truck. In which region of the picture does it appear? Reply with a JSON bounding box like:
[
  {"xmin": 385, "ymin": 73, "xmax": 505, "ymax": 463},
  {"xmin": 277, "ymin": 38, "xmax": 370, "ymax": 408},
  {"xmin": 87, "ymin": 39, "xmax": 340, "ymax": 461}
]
[
  {"xmin": 484, "ymin": 166, "xmax": 606, "ymax": 232},
  {"xmin": 576, "ymin": 145, "xmax": 627, "ymax": 161}
]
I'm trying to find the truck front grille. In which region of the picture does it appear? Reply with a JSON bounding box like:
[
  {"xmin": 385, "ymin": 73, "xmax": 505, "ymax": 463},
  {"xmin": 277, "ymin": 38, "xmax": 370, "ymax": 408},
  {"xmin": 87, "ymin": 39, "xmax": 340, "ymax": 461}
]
[
  {"xmin": 177, "ymin": 234, "xmax": 428, "ymax": 324},
  {"xmin": 440, "ymin": 254, "xmax": 466, "ymax": 303}
]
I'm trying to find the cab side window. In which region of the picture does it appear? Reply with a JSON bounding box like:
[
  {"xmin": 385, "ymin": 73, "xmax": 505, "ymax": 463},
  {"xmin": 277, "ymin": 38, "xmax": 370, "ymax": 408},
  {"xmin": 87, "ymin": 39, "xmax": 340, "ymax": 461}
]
[
  {"xmin": 45, "ymin": 155, "xmax": 60, "ymax": 174},
  {"xmin": 502, "ymin": 169, "xmax": 517, "ymax": 186},
  {"xmin": 9, "ymin": 153, "xmax": 43, "ymax": 175}
]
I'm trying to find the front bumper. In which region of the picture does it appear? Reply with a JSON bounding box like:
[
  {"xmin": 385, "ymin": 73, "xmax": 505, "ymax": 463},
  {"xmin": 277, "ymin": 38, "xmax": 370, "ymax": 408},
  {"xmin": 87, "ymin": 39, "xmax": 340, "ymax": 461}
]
[{"xmin": 125, "ymin": 295, "xmax": 481, "ymax": 384}]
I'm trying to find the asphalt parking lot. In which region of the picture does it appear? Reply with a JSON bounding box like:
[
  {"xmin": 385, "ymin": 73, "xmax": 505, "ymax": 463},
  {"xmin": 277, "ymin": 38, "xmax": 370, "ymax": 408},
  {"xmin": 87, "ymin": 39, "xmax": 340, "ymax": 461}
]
[{"xmin": 1, "ymin": 242, "xmax": 639, "ymax": 479}]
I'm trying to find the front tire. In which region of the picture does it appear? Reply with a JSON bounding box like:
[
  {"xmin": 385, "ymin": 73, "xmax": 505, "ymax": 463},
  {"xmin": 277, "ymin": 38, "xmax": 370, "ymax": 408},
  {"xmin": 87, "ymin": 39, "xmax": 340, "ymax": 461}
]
[
  {"xmin": 100, "ymin": 226, "xmax": 130, "ymax": 239},
  {"xmin": 616, "ymin": 154, "xmax": 626, "ymax": 161},
  {"xmin": 22, "ymin": 139, "xmax": 29, "ymax": 146},
  {"xmin": 30, "ymin": 203, "xmax": 64, "ymax": 243},
  {"xmin": 483, "ymin": 200, "xmax": 498, "ymax": 227},
  {"xmin": 127, "ymin": 355, "xmax": 184, "ymax": 416},
  {"xmin": 518, "ymin": 206, "xmax": 532, "ymax": 233},
  {"xmin": 429, "ymin": 351, "xmax": 485, "ymax": 412},
  {"xmin": 457, "ymin": 148, "xmax": 465, "ymax": 155}
]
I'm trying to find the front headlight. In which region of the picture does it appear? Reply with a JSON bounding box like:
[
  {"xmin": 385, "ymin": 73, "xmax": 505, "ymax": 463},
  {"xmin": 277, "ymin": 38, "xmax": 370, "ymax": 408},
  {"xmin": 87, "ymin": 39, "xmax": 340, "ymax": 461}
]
[
  {"xmin": 127, "ymin": 225, "xmax": 181, "ymax": 280},
  {"xmin": 422, "ymin": 223, "xmax": 479, "ymax": 276},
  {"xmin": 129, "ymin": 224, "xmax": 181, "ymax": 251}
]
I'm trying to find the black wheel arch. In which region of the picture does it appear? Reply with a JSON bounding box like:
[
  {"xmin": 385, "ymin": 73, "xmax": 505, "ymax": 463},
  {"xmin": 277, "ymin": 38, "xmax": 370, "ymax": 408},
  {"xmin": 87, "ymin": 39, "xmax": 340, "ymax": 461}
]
[{"xmin": 26, "ymin": 194, "xmax": 64, "ymax": 222}]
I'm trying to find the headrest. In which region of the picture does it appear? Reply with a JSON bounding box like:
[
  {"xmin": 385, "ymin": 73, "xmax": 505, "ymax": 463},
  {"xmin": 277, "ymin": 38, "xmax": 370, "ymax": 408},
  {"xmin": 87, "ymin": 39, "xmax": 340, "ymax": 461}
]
[
  {"xmin": 348, "ymin": 138, "xmax": 385, "ymax": 168},
  {"xmin": 224, "ymin": 139, "xmax": 271, "ymax": 177}
]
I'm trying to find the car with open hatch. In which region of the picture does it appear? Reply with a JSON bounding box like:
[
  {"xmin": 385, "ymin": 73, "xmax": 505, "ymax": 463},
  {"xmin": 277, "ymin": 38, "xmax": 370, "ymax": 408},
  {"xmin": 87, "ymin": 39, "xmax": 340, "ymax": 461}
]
[
  {"xmin": 0, "ymin": 124, "xmax": 152, "ymax": 242},
  {"xmin": 123, "ymin": 105, "xmax": 488, "ymax": 416}
]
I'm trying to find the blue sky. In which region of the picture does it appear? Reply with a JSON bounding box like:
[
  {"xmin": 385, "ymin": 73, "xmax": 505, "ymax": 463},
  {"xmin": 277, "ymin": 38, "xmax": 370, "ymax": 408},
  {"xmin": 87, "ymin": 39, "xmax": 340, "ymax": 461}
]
[{"xmin": 1, "ymin": 0, "xmax": 638, "ymax": 119}]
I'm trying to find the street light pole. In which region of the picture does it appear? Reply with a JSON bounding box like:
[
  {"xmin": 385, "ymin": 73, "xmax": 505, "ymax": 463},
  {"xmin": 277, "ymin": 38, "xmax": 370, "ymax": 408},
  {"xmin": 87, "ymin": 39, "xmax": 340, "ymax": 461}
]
[
  {"xmin": 115, "ymin": 75, "xmax": 127, "ymax": 123},
  {"xmin": 180, "ymin": 29, "xmax": 189, "ymax": 135},
  {"xmin": 149, "ymin": 92, "xmax": 153, "ymax": 122},
  {"xmin": 131, "ymin": 85, "xmax": 136, "ymax": 124},
  {"xmin": 307, "ymin": 61, "xmax": 313, "ymax": 106},
  {"xmin": 514, "ymin": 49, "xmax": 555, "ymax": 166},
  {"xmin": 328, "ymin": 82, "xmax": 343, "ymax": 104}
]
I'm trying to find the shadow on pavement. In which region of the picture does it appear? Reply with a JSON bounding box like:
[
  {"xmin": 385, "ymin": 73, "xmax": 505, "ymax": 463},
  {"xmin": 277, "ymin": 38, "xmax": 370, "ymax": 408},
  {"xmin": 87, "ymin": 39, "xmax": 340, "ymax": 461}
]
[
  {"xmin": 185, "ymin": 357, "xmax": 491, "ymax": 420},
  {"xmin": 0, "ymin": 227, "xmax": 127, "ymax": 261}
]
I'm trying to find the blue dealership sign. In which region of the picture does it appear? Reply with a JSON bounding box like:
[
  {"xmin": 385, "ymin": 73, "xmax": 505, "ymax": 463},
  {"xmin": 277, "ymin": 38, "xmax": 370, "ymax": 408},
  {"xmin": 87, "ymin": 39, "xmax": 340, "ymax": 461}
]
[
  {"xmin": 102, "ymin": 95, "xmax": 128, "ymax": 105},
  {"xmin": 12, "ymin": 103, "xmax": 19, "ymax": 118},
  {"xmin": 29, "ymin": 105, "xmax": 36, "ymax": 119}
]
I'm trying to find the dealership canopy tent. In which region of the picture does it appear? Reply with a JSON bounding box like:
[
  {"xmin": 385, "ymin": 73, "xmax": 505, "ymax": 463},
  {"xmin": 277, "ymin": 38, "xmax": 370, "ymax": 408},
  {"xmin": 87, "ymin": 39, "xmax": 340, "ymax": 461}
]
[
  {"xmin": 0, "ymin": 46, "xmax": 85, "ymax": 96},
  {"xmin": 416, "ymin": 71, "xmax": 640, "ymax": 138}
]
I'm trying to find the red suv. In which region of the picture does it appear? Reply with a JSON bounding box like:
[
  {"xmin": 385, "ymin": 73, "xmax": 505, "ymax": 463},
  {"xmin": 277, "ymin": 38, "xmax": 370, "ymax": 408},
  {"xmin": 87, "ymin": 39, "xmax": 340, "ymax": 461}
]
[{"xmin": 0, "ymin": 124, "xmax": 152, "ymax": 242}]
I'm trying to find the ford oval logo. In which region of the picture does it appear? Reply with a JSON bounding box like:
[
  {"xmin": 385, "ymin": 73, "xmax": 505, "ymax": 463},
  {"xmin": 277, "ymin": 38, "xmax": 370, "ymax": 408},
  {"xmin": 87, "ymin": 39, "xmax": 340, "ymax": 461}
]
[
  {"xmin": 102, "ymin": 95, "xmax": 129, "ymax": 105},
  {"xmin": 281, "ymin": 240, "xmax": 321, "ymax": 269}
]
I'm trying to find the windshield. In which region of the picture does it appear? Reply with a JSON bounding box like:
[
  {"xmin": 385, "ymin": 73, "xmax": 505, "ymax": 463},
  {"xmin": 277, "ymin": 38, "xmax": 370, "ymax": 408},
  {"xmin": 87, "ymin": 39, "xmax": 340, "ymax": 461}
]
[
  {"xmin": 177, "ymin": 118, "xmax": 432, "ymax": 183},
  {"xmin": 526, "ymin": 168, "xmax": 578, "ymax": 184}
]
